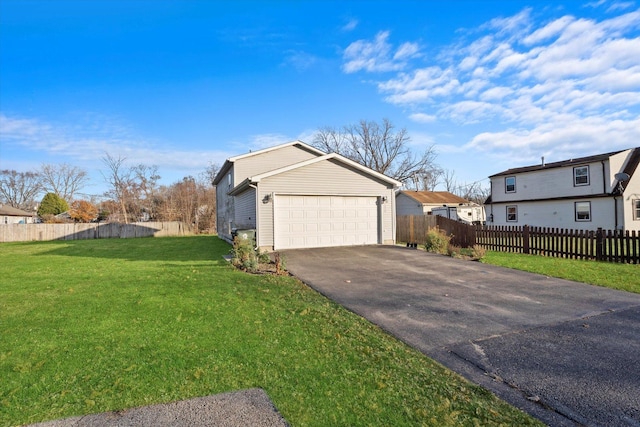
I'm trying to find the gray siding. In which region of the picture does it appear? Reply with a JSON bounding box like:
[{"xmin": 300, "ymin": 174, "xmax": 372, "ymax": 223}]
[
  {"xmin": 216, "ymin": 183, "xmax": 234, "ymax": 241},
  {"xmin": 257, "ymin": 159, "xmax": 396, "ymax": 248},
  {"xmin": 234, "ymin": 188, "xmax": 257, "ymax": 230},
  {"xmin": 233, "ymin": 145, "xmax": 320, "ymax": 184},
  {"xmin": 396, "ymin": 193, "xmax": 424, "ymax": 216}
]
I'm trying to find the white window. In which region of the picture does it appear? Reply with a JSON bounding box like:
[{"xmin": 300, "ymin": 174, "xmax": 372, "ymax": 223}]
[
  {"xmin": 227, "ymin": 173, "xmax": 232, "ymax": 188},
  {"xmin": 505, "ymin": 176, "xmax": 516, "ymax": 193},
  {"xmin": 574, "ymin": 166, "xmax": 589, "ymax": 186},
  {"xmin": 506, "ymin": 205, "xmax": 517, "ymax": 222},
  {"xmin": 633, "ymin": 200, "xmax": 640, "ymax": 221},
  {"xmin": 575, "ymin": 201, "xmax": 591, "ymax": 221}
]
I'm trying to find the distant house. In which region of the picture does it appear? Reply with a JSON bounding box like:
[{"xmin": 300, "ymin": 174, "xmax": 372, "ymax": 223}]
[
  {"xmin": 0, "ymin": 204, "xmax": 35, "ymax": 224},
  {"xmin": 213, "ymin": 141, "xmax": 402, "ymax": 250},
  {"xmin": 486, "ymin": 147, "xmax": 640, "ymax": 231}
]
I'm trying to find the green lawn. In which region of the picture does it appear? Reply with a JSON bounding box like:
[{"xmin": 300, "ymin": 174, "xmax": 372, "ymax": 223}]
[
  {"xmin": 482, "ymin": 251, "xmax": 640, "ymax": 294},
  {"xmin": 0, "ymin": 236, "xmax": 540, "ymax": 427}
]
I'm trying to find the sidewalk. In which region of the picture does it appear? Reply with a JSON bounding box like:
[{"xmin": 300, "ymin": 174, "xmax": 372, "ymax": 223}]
[{"xmin": 27, "ymin": 389, "xmax": 288, "ymax": 427}]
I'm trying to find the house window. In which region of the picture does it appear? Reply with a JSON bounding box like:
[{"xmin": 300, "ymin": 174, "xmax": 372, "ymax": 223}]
[
  {"xmin": 574, "ymin": 166, "xmax": 589, "ymax": 186},
  {"xmin": 505, "ymin": 176, "xmax": 516, "ymax": 193},
  {"xmin": 506, "ymin": 205, "xmax": 517, "ymax": 222},
  {"xmin": 227, "ymin": 173, "xmax": 232, "ymax": 188},
  {"xmin": 634, "ymin": 200, "xmax": 640, "ymax": 220},
  {"xmin": 575, "ymin": 201, "xmax": 591, "ymax": 221}
]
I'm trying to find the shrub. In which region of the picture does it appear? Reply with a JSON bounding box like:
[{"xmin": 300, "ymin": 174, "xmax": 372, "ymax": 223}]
[
  {"xmin": 424, "ymin": 229, "xmax": 451, "ymax": 254},
  {"xmin": 447, "ymin": 245, "xmax": 462, "ymax": 258},
  {"xmin": 470, "ymin": 245, "xmax": 487, "ymax": 261},
  {"xmin": 230, "ymin": 236, "xmax": 259, "ymax": 272},
  {"xmin": 274, "ymin": 252, "xmax": 287, "ymax": 275}
]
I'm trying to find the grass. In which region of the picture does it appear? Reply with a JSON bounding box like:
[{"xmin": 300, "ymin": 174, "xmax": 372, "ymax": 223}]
[
  {"xmin": 482, "ymin": 251, "xmax": 640, "ymax": 294},
  {"xmin": 0, "ymin": 236, "xmax": 541, "ymax": 427}
]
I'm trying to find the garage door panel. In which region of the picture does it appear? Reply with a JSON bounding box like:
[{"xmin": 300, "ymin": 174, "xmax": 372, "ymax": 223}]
[{"xmin": 276, "ymin": 195, "xmax": 379, "ymax": 249}]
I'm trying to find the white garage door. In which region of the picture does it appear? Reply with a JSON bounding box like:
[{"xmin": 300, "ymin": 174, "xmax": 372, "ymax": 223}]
[{"xmin": 275, "ymin": 195, "xmax": 379, "ymax": 249}]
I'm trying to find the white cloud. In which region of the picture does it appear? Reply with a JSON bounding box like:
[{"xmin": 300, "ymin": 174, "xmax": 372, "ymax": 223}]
[
  {"xmin": 342, "ymin": 31, "xmax": 420, "ymax": 73},
  {"xmin": 354, "ymin": 6, "xmax": 640, "ymax": 162},
  {"xmin": 0, "ymin": 113, "xmax": 231, "ymax": 171},
  {"xmin": 409, "ymin": 113, "xmax": 437, "ymax": 123},
  {"xmin": 247, "ymin": 133, "xmax": 294, "ymax": 150},
  {"xmin": 283, "ymin": 50, "xmax": 318, "ymax": 71},
  {"xmin": 342, "ymin": 18, "xmax": 359, "ymax": 32}
]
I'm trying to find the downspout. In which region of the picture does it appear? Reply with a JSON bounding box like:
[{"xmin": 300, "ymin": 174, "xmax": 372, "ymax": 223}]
[{"xmin": 249, "ymin": 183, "xmax": 259, "ymax": 249}]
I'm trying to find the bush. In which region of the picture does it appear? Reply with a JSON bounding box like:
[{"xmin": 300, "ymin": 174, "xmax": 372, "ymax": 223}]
[
  {"xmin": 424, "ymin": 229, "xmax": 451, "ymax": 254},
  {"xmin": 471, "ymin": 245, "xmax": 487, "ymax": 261},
  {"xmin": 447, "ymin": 245, "xmax": 462, "ymax": 258},
  {"xmin": 230, "ymin": 236, "xmax": 259, "ymax": 272}
]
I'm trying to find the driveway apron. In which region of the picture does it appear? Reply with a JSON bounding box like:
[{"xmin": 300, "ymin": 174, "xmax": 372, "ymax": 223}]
[{"xmin": 282, "ymin": 245, "xmax": 640, "ymax": 427}]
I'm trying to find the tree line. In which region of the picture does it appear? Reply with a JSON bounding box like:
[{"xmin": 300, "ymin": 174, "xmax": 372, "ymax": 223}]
[{"xmin": 0, "ymin": 156, "xmax": 219, "ymax": 233}]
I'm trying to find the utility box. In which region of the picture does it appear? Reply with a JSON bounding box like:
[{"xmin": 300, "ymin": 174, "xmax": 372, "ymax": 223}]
[{"xmin": 233, "ymin": 229, "xmax": 256, "ymax": 243}]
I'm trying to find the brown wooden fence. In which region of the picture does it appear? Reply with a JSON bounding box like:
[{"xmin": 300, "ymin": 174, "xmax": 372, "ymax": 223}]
[
  {"xmin": 0, "ymin": 221, "xmax": 193, "ymax": 243},
  {"xmin": 396, "ymin": 216, "xmax": 640, "ymax": 264},
  {"xmin": 477, "ymin": 225, "xmax": 640, "ymax": 264},
  {"xmin": 396, "ymin": 215, "xmax": 476, "ymax": 248}
]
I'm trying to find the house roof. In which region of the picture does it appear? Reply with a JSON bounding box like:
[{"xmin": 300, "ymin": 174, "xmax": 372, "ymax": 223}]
[
  {"xmin": 398, "ymin": 191, "xmax": 471, "ymax": 205},
  {"xmin": 213, "ymin": 140, "xmax": 325, "ymax": 185},
  {"xmin": 489, "ymin": 149, "xmax": 630, "ymax": 177},
  {"xmin": 229, "ymin": 152, "xmax": 402, "ymax": 195},
  {"xmin": 0, "ymin": 204, "xmax": 34, "ymax": 216}
]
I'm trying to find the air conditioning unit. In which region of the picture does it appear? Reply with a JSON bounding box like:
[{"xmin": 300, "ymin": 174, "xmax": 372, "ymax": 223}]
[{"xmin": 233, "ymin": 228, "xmax": 256, "ymax": 242}]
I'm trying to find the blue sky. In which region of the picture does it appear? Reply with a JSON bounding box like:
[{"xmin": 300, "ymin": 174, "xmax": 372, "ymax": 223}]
[{"xmin": 1, "ymin": 0, "xmax": 639, "ymax": 198}]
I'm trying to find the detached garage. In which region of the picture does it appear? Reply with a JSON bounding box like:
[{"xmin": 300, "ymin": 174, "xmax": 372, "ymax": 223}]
[{"xmin": 214, "ymin": 141, "xmax": 401, "ymax": 251}]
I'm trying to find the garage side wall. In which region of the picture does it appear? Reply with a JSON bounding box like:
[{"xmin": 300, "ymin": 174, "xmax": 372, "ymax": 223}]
[
  {"xmin": 396, "ymin": 193, "xmax": 423, "ymax": 216},
  {"xmin": 234, "ymin": 187, "xmax": 257, "ymax": 230},
  {"xmin": 257, "ymin": 159, "xmax": 396, "ymax": 249}
]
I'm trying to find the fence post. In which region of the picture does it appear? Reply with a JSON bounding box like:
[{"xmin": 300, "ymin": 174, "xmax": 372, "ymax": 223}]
[
  {"xmin": 595, "ymin": 228, "xmax": 604, "ymax": 261},
  {"xmin": 523, "ymin": 225, "xmax": 530, "ymax": 254}
]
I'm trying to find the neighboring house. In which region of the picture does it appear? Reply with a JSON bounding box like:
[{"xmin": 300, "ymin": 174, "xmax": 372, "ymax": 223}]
[
  {"xmin": 0, "ymin": 204, "xmax": 35, "ymax": 224},
  {"xmin": 214, "ymin": 140, "xmax": 402, "ymax": 250},
  {"xmin": 396, "ymin": 191, "xmax": 485, "ymax": 225},
  {"xmin": 486, "ymin": 147, "xmax": 640, "ymax": 231}
]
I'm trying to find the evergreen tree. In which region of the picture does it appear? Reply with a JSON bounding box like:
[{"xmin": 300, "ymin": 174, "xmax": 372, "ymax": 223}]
[{"xmin": 37, "ymin": 192, "xmax": 69, "ymax": 216}]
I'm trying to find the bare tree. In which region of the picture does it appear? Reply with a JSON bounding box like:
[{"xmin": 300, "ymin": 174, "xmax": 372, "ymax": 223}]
[
  {"xmin": 441, "ymin": 169, "xmax": 457, "ymax": 193},
  {"xmin": 0, "ymin": 170, "xmax": 43, "ymax": 210},
  {"xmin": 101, "ymin": 153, "xmax": 134, "ymax": 223},
  {"xmin": 312, "ymin": 118, "xmax": 439, "ymax": 184},
  {"xmin": 39, "ymin": 163, "xmax": 89, "ymax": 201},
  {"xmin": 131, "ymin": 164, "xmax": 161, "ymax": 220},
  {"xmin": 202, "ymin": 162, "xmax": 220, "ymax": 186}
]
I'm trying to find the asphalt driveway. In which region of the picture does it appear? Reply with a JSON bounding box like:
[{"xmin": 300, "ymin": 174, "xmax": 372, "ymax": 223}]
[{"xmin": 282, "ymin": 245, "xmax": 640, "ymax": 427}]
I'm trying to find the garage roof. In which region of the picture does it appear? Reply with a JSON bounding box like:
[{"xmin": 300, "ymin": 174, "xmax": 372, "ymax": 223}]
[{"xmin": 399, "ymin": 190, "xmax": 471, "ymax": 205}]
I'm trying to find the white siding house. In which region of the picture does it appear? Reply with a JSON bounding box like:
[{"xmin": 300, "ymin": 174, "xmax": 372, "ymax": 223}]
[
  {"xmin": 0, "ymin": 204, "xmax": 35, "ymax": 224},
  {"xmin": 486, "ymin": 147, "xmax": 640, "ymax": 231},
  {"xmin": 214, "ymin": 141, "xmax": 402, "ymax": 250},
  {"xmin": 396, "ymin": 191, "xmax": 484, "ymax": 223}
]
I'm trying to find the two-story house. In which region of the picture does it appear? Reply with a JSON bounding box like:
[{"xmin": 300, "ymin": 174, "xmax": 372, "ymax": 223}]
[
  {"xmin": 213, "ymin": 141, "xmax": 401, "ymax": 250},
  {"xmin": 486, "ymin": 147, "xmax": 640, "ymax": 231}
]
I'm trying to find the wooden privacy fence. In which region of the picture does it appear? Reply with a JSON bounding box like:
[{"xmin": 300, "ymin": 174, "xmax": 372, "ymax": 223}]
[
  {"xmin": 476, "ymin": 225, "xmax": 640, "ymax": 264},
  {"xmin": 396, "ymin": 215, "xmax": 476, "ymax": 248},
  {"xmin": 396, "ymin": 216, "xmax": 640, "ymax": 264},
  {"xmin": 0, "ymin": 221, "xmax": 193, "ymax": 243}
]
